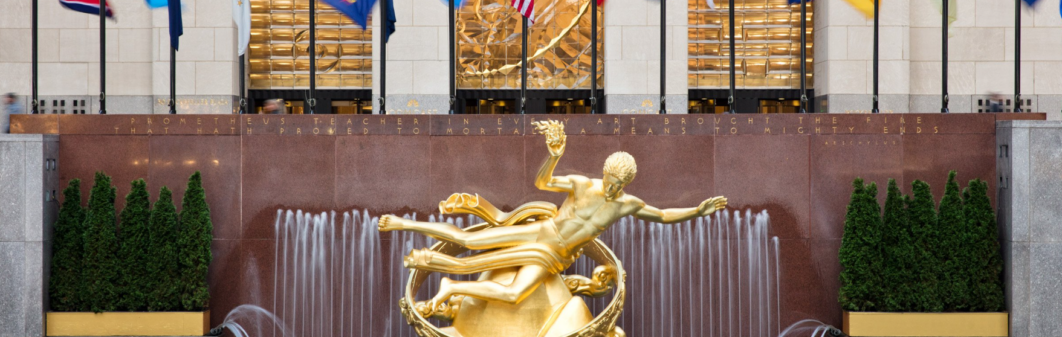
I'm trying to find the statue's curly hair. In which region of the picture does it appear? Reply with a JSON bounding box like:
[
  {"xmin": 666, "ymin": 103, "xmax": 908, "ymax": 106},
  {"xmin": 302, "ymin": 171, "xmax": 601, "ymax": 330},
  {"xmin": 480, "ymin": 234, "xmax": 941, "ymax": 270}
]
[{"xmin": 603, "ymin": 152, "xmax": 637, "ymax": 184}]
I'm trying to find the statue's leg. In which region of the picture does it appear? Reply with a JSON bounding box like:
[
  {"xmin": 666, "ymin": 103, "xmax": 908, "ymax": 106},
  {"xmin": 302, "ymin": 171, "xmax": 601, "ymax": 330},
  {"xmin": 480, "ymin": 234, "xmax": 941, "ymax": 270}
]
[
  {"xmin": 431, "ymin": 265, "xmax": 550, "ymax": 306},
  {"xmin": 380, "ymin": 215, "xmax": 539, "ymax": 250}
]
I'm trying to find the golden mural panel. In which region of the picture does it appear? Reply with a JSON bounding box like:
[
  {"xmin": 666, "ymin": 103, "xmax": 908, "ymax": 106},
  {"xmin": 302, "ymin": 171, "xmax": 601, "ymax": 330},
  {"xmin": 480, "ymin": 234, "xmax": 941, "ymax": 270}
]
[
  {"xmin": 249, "ymin": 0, "xmax": 373, "ymax": 90},
  {"xmin": 456, "ymin": 0, "xmax": 604, "ymax": 90},
  {"xmin": 687, "ymin": 0, "xmax": 814, "ymax": 89}
]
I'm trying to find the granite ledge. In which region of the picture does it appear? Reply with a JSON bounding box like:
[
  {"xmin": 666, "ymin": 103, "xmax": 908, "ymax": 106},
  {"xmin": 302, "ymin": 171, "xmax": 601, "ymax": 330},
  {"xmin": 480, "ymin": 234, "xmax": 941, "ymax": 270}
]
[
  {"xmin": 998, "ymin": 120, "xmax": 1062, "ymax": 128},
  {"xmin": 0, "ymin": 134, "xmax": 59, "ymax": 142}
]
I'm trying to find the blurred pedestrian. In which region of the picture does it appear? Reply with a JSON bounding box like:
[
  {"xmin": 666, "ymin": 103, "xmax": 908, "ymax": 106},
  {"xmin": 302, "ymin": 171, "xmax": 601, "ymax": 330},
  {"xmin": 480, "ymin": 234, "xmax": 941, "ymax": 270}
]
[
  {"xmin": 3, "ymin": 93, "xmax": 23, "ymax": 133},
  {"xmin": 262, "ymin": 99, "xmax": 285, "ymax": 114},
  {"xmin": 987, "ymin": 93, "xmax": 1004, "ymax": 113}
]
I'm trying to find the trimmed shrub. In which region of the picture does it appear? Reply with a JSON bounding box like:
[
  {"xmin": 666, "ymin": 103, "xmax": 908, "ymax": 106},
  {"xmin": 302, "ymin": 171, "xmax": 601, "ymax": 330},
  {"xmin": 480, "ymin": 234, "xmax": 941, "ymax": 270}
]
[
  {"xmin": 906, "ymin": 180, "xmax": 943, "ymax": 312},
  {"xmin": 148, "ymin": 187, "xmax": 181, "ymax": 311},
  {"xmin": 879, "ymin": 179, "xmax": 910, "ymax": 312},
  {"xmin": 937, "ymin": 171, "xmax": 968, "ymax": 311},
  {"xmin": 963, "ymin": 179, "xmax": 1005, "ymax": 311},
  {"xmin": 178, "ymin": 172, "xmax": 213, "ymax": 311},
  {"xmin": 117, "ymin": 179, "xmax": 152, "ymax": 311},
  {"xmin": 49, "ymin": 179, "xmax": 86, "ymax": 312},
  {"xmin": 839, "ymin": 178, "xmax": 884, "ymax": 311},
  {"xmin": 81, "ymin": 172, "xmax": 119, "ymax": 313}
]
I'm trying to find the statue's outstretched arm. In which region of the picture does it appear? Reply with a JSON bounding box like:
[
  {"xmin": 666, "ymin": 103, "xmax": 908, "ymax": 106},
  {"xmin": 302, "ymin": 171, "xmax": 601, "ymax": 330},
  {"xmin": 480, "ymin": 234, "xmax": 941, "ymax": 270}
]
[
  {"xmin": 533, "ymin": 120, "xmax": 574, "ymax": 193},
  {"xmin": 634, "ymin": 196, "xmax": 727, "ymax": 224}
]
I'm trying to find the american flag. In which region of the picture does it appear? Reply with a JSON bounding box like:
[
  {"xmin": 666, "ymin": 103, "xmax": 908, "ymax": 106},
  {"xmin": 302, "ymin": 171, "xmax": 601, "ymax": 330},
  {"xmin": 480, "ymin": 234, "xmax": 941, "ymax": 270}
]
[
  {"xmin": 59, "ymin": 0, "xmax": 115, "ymax": 18},
  {"xmin": 511, "ymin": 0, "xmax": 534, "ymax": 23}
]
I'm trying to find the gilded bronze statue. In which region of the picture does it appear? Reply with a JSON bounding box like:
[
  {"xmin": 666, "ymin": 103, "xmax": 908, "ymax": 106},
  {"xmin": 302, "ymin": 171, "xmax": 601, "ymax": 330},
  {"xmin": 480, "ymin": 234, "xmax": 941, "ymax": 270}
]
[{"xmin": 380, "ymin": 119, "xmax": 727, "ymax": 337}]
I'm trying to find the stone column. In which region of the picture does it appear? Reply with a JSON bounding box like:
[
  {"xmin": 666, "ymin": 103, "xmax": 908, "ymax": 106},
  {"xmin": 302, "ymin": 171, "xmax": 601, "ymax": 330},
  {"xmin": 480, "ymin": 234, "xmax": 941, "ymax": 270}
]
[
  {"xmin": 996, "ymin": 120, "xmax": 1062, "ymax": 337},
  {"xmin": 0, "ymin": 134, "xmax": 58, "ymax": 337},
  {"xmin": 603, "ymin": 0, "xmax": 687, "ymax": 114}
]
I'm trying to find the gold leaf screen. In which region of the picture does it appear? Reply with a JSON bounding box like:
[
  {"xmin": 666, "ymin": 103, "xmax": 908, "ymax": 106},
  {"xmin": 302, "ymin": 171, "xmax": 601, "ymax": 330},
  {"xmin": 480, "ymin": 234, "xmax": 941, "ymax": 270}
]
[
  {"xmin": 688, "ymin": 0, "xmax": 813, "ymax": 89},
  {"xmin": 249, "ymin": 0, "xmax": 373, "ymax": 89},
  {"xmin": 456, "ymin": 0, "xmax": 604, "ymax": 90}
]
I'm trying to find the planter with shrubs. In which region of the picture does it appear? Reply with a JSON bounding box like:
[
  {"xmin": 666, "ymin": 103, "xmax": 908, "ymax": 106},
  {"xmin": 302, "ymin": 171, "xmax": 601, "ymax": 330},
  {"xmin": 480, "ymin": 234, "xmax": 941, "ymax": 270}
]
[
  {"xmin": 47, "ymin": 172, "xmax": 213, "ymax": 336},
  {"xmin": 840, "ymin": 172, "xmax": 1007, "ymax": 337}
]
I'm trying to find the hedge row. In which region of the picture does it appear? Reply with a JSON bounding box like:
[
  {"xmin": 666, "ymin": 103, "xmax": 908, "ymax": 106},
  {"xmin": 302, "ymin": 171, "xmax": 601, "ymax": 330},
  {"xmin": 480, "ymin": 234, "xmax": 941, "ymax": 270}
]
[
  {"xmin": 49, "ymin": 172, "xmax": 213, "ymax": 312},
  {"xmin": 839, "ymin": 172, "xmax": 1004, "ymax": 312}
]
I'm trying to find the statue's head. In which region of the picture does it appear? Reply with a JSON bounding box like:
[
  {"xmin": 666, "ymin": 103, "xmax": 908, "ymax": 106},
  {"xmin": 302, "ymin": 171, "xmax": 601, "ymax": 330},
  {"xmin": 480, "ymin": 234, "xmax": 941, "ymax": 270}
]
[{"xmin": 602, "ymin": 151, "xmax": 637, "ymax": 200}]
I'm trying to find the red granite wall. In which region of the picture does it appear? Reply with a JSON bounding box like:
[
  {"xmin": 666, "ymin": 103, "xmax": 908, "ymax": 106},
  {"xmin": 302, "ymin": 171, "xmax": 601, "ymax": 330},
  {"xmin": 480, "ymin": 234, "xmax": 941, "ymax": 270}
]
[{"xmin": 13, "ymin": 113, "xmax": 1042, "ymax": 335}]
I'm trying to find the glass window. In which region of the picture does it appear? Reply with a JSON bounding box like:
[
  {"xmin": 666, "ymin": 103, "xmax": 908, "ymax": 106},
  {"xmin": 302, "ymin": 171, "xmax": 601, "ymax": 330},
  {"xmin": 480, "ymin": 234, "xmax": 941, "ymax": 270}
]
[
  {"xmin": 688, "ymin": 0, "xmax": 813, "ymax": 89},
  {"xmin": 250, "ymin": 0, "xmax": 373, "ymax": 89},
  {"xmin": 456, "ymin": 0, "xmax": 603, "ymax": 90}
]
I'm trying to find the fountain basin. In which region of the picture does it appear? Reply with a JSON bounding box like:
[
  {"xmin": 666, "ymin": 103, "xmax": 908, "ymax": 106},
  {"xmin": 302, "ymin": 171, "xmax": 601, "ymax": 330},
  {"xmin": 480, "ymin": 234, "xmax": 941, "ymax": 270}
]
[
  {"xmin": 843, "ymin": 311, "xmax": 1008, "ymax": 337},
  {"xmin": 46, "ymin": 311, "xmax": 209, "ymax": 336}
]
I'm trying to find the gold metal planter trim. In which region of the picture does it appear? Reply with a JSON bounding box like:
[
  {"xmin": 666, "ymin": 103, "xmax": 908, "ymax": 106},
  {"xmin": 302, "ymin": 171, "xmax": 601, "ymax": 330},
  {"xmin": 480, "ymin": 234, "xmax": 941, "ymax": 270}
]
[
  {"xmin": 46, "ymin": 310, "xmax": 209, "ymax": 336},
  {"xmin": 843, "ymin": 311, "xmax": 1008, "ymax": 337}
]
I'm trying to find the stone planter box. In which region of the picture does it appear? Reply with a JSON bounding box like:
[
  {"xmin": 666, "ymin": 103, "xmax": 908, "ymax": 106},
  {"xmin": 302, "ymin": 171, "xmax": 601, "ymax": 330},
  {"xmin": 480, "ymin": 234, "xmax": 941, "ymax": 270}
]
[
  {"xmin": 843, "ymin": 311, "xmax": 1008, "ymax": 337},
  {"xmin": 46, "ymin": 311, "xmax": 209, "ymax": 336}
]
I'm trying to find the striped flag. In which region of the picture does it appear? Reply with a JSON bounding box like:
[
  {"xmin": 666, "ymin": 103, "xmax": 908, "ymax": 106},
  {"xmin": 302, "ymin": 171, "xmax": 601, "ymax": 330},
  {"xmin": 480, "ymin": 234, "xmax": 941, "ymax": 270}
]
[
  {"xmin": 512, "ymin": 0, "xmax": 534, "ymax": 23},
  {"xmin": 59, "ymin": 0, "xmax": 115, "ymax": 18}
]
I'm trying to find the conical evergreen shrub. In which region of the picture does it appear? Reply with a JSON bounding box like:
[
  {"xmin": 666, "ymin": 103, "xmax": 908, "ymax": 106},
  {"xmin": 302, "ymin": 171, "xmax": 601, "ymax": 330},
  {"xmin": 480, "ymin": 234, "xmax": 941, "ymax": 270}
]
[
  {"xmin": 879, "ymin": 179, "xmax": 910, "ymax": 312},
  {"xmin": 81, "ymin": 172, "xmax": 119, "ymax": 313},
  {"xmin": 907, "ymin": 180, "xmax": 943, "ymax": 312},
  {"xmin": 49, "ymin": 179, "xmax": 86, "ymax": 312},
  {"xmin": 148, "ymin": 187, "xmax": 181, "ymax": 311},
  {"xmin": 962, "ymin": 179, "xmax": 1005, "ymax": 311},
  {"xmin": 937, "ymin": 171, "xmax": 968, "ymax": 311},
  {"xmin": 178, "ymin": 172, "xmax": 213, "ymax": 311},
  {"xmin": 117, "ymin": 179, "xmax": 151, "ymax": 311},
  {"xmin": 839, "ymin": 178, "xmax": 884, "ymax": 311}
]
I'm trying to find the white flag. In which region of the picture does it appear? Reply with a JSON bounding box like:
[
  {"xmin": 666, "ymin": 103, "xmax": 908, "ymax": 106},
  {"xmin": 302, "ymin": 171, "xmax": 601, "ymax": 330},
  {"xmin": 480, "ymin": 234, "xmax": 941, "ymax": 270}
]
[
  {"xmin": 233, "ymin": 0, "xmax": 251, "ymax": 56},
  {"xmin": 707, "ymin": 0, "xmax": 715, "ymax": 9}
]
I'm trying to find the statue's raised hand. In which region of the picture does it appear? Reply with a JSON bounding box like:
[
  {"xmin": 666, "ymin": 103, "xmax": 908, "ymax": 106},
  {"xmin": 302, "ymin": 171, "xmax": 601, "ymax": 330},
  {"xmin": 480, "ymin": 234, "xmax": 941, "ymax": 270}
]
[
  {"xmin": 533, "ymin": 120, "xmax": 567, "ymax": 157},
  {"xmin": 697, "ymin": 196, "xmax": 727, "ymax": 216}
]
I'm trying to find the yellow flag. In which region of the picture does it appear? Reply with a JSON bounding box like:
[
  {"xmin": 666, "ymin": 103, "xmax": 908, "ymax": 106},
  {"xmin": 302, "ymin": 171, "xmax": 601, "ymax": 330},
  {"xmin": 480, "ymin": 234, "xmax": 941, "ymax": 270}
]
[
  {"xmin": 843, "ymin": 0, "xmax": 877, "ymax": 18},
  {"xmin": 932, "ymin": 0, "xmax": 959, "ymax": 34}
]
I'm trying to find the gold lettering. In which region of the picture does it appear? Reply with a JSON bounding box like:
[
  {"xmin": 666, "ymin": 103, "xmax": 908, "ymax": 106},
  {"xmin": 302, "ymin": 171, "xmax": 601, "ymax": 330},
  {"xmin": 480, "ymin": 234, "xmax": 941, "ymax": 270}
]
[
  {"xmin": 214, "ymin": 117, "xmax": 220, "ymax": 125},
  {"xmin": 463, "ymin": 128, "xmax": 470, "ymax": 135},
  {"xmin": 197, "ymin": 127, "xmax": 203, "ymax": 134},
  {"xmin": 313, "ymin": 128, "xmax": 320, "ymax": 135},
  {"xmin": 164, "ymin": 127, "xmax": 169, "ymax": 134},
  {"xmin": 447, "ymin": 128, "xmax": 453, "ymax": 134},
  {"xmin": 130, "ymin": 117, "xmax": 136, "ymax": 124},
  {"xmin": 848, "ymin": 127, "xmax": 855, "ymax": 133},
  {"xmin": 815, "ymin": 117, "xmax": 820, "ymax": 124},
  {"xmin": 614, "ymin": 117, "xmax": 619, "ymax": 124},
  {"xmin": 313, "ymin": 117, "xmax": 319, "ymax": 125},
  {"xmin": 381, "ymin": 118, "xmax": 386, "ymax": 125},
  {"xmin": 480, "ymin": 128, "xmax": 485, "ymax": 135},
  {"xmin": 866, "ymin": 117, "xmax": 872, "ymax": 123},
  {"xmin": 413, "ymin": 128, "xmax": 421, "ymax": 135},
  {"xmin": 197, "ymin": 118, "xmax": 202, "ymax": 125},
  {"xmin": 883, "ymin": 127, "xmax": 888, "ymax": 134},
  {"xmin": 513, "ymin": 128, "xmax": 520, "ymax": 135},
  {"xmin": 682, "ymin": 118, "xmax": 687, "ymax": 125},
  {"xmin": 934, "ymin": 126, "xmax": 939, "ymax": 133},
  {"xmin": 748, "ymin": 117, "xmax": 754, "ymax": 124},
  {"xmin": 397, "ymin": 118, "xmax": 403, "ymax": 125},
  {"xmin": 900, "ymin": 127, "xmax": 906, "ymax": 134},
  {"xmin": 213, "ymin": 128, "xmax": 220, "ymax": 135},
  {"xmin": 698, "ymin": 118, "xmax": 705, "ymax": 125},
  {"xmin": 363, "ymin": 128, "xmax": 369, "ymax": 135},
  {"xmin": 815, "ymin": 127, "xmax": 821, "ymax": 134},
  {"xmin": 296, "ymin": 128, "xmax": 302, "ymax": 135},
  {"xmin": 114, "ymin": 126, "xmax": 120, "ymax": 134},
  {"xmin": 597, "ymin": 118, "xmax": 603, "ymax": 124},
  {"xmin": 230, "ymin": 117, "xmax": 237, "ymax": 125},
  {"xmin": 832, "ymin": 117, "xmax": 837, "ymax": 124},
  {"xmin": 613, "ymin": 127, "xmax": 621, "ymax": 134},
  {"xmin": 347, "ymin": 128, "xmax": 352, "ymax": 135},
  {"xmin": 263, "ymin": 118, "xmax": 270, "ymax": 125},
  {"xmin": 730, "ymin": 127, "xmax": 737, "ymax": 134},
  {"xmin": 247, "ymin": 117, "xmax": 252, "ymax": 125},
  {"xmin": 917, "ymin": 127, "xmax": 923, "ymax": 133},
  {"xmin": 681, "ymin": 127, "xmax": 686, "ymax": 134},
  {"xmin": 730, "ymin": 117, "xmax": 737, "ymax": 125},
  {"xmin": 330, "ymin": 118, "xmax": 335, "ymax": 126},
  {"xmin": 396, "ymin": 127, "xmax": 402, "ymax": 134},
  {"xmin": 180, "ymin": 118, "xmax": 186, "ymax": 125},
  {"xmin": 130, "ymin": 127, "xmax": 136, "ymax": 134},
  {"xmin": 498, "ymin": 118, "xmax": 503, "ymax": 125},
  {"xmin": 798, "ymin": 127, "xmax": 804, "ymax": 134},
  {"xmin": 230, "ymin": 127, "xmax": 235, "ymax": 134},
  {"xmin": 900, "ymin": 117, "xmax": 905, "ymax": 124},
  {"xmin": 765, "ymin": 117, "xmax": 769, "ymax": 124},
  {"xmin": 246, "ymin": 128, "xmax": 253, "ymax": 134},
  {"xmin": 917, "ymin": 117, "xmax": 922, "ymax": 124},
  {"xmin": 631, "ymin": 127, "xmax": 636, "ymax": 135},
  {"xmin": 764, "ymin": 127, "xmax": 771, "ymax": 134},
  {"xmin": 832, "ymin": 126, "xmax": 837, "ymax": 133},
  {"xmin": 164, "ymin": 118, "xmax": 171, "ymax": 125},
  {"xmin": 463, "ymin": 118, "xmax": 469, "ymax": 125},
  {"xmin": 647, "ymin": 128, "xmax": 654, "ymax": 135},
  {"xmin": 363, "ymin": 118, "xmax": 369, "ymax": 125},
  {"xmin": 413, "ymin": 118, "xmax": 419, "ymax": 125},
  {"xmin": 281, "ymin": 118, "xmax": 286, "ymax": 125},
  {"xmin": 798, "ymin": 117, "xmax": 804, "ymax": 124},
  {"xmin": 664, "ymin": 118, "xmax": 669, "ymax": 125},
  {"xmin": 497, "ymin": 127, "xmax": 502, "ymax": 135},
  {"xmin": 580, "ymin": 128, "xmax": 587, "ymax": 134}
]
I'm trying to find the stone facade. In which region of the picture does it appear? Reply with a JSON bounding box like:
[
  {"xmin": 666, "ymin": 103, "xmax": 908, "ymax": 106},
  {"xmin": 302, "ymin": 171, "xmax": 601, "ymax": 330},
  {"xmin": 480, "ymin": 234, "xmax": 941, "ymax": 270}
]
[
  {"xmin": 2, "ymin": 0, "xmax": 1062, "ymax": 118},
  {"xmin": 0, "ymin": 134, "xmax": 58, "ymax": 337},
  {"xmin": 997, "ymin": 120, "xmax": 1062, "ymax": 337}
]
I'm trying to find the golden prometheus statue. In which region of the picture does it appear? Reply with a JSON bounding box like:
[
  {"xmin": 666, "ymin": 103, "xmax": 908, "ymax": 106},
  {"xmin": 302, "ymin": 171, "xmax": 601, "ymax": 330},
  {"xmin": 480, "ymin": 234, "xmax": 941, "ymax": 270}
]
[{"xmin": 379, "ymin": 119, "xmax": 727, "ymax": 337}]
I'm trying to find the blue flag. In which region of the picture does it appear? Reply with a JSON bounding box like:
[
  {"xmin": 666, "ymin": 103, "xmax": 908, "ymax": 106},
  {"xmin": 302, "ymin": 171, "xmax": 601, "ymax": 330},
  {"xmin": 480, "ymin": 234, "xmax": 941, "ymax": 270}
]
[
  {"xmin": 168, "ymin": 0, "xmax": 183, "ymax": 50},
  {"xmin": 145, "ymin": 0, "xmax": 166, "ymax": 8},
  {"xmin": 440, "ymin": 0, "xmax": 467, "ymax": 9},
  {"xmin": 322, "ymin": 0, "xmax": 377, "ymax": 29},
  {"xmin": 59, "ymin": 0, "xmax": 115, "ymax": 18},
  {"xmin": 384, "ymin": 0, "xmax": 396, "ymax": 43},
  {"xmin": 787, "ymin": 0, "xmax": 810, "ymax": 4},
  {"xmin": 1023, "ymin": 0, "xmax": 1038, "ymax": 6}
]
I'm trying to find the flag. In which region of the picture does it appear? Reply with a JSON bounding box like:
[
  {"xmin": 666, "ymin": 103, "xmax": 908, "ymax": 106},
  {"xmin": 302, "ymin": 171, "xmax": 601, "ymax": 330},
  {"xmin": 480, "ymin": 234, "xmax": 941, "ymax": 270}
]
[
  {"xmin": 707, "ymin": 0, "xmax": 714, "ymax": 9},
  {"xmin": 145, "ymin": 0, "xmax": 166, "ymax": 8},
  {"xmin": 787, "ymin": 0, "xmax": 810, "ymax": 4},
  {"xmin": 440, "ymin": 0, "xmax": 468, "ymax": 9},
  {"xmin": 233, "ymin": 0, "xmax": 251, "ymax": 56},
  {"xmin": 1023, "ymin": 0, "xmax": 1038, "ymax": 6},
  {"xmin": 168, "ymin": 0, "xmax": 183, "ymax": 50},
  {"xmin": 931, "ymin": 0, "xmax": 957, "ymax": 36},
  {"xmin": 59, "ymin": 0, "xmax": 115, "ymax": 18},
  {"xmin": 322, "ymin": 0, "xmax": 377, "ymax": 29},
  {"xmin": 512, "ymin": 0, "xmax": 534, "ymax": 23},
  {"xmin": 384, "ymin": 0, "xmax": 397, "ymax": 43},
  {"xmin": 842, "ymin": 0, "xmax": 876, "ymax": 18}
]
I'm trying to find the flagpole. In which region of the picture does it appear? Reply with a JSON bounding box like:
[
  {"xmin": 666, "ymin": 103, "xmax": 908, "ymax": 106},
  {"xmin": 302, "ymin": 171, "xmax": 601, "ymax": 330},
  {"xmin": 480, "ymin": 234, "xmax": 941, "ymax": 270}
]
[
  {"xmin": 521, "ymin": 15, "xmax": 527, "ymax": 115},
  {"xmin": 1014, "ymin": 0, "xmax": 1021, "ymax": 112},
  {"xmin": 239, "ymin": 54, "xmax": 246, "ymax": 114},
  {"xmin": 799, "ymin": 0, "xmax": 806, "ymax": 113},
  {"xmin": 871, "ymin": 0, "xmax": 879, "ymax": 113},
  {"xmin": 727, "ymin": 0, "xmax": 735, "ymax": 114},
  {"xmin": 659, "ymin": 0, "xmax": 665, "ymax": 114},
  {"xmin": 99, "ymin": 0, "xmax": 106, "ymax": 115},
  {"xmin": 169, "ymin": 46, "xmax": 176, "ymax": 114},
  {"xmin": 31, "ymin": 0, "xmax": 38, "ymax": 114},
  {"xmin": 309, "ymin": 0, "xmax": 317, "ymax": 114},
  {"xmin": 381, "ymin": 0, "xmax": 388, "ymax": 115},
  {"xmin": 591, "ymin": 0, "xmax": 597, "ymax": 114},
  {"xmin": 941, "ymin": 0, "xmax": 949, "ymax": 113},
  {"xmin": 449, "ymin": 0, "xmax": 456, "ymax": 114}
]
